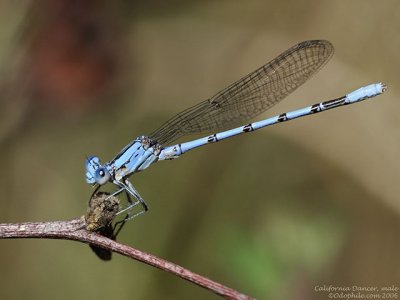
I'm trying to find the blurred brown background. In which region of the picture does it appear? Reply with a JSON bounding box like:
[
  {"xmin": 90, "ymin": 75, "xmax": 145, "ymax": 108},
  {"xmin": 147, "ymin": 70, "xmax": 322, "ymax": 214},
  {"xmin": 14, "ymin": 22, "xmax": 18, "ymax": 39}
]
[{"xmin": 0, "ymin": 1, "xmax": 399, "ymax": 299}]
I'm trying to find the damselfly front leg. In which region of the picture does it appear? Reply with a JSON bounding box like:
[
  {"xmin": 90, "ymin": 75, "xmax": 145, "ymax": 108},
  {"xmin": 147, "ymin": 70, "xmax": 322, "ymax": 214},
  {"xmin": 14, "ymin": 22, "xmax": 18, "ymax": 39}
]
[
  {"xmin": 114, "ymin": 179, "xmax": 149, "ymax": 221},
  {"xmin": 111, "ymin": 189, "xmax": 141, "ymax": 239}
]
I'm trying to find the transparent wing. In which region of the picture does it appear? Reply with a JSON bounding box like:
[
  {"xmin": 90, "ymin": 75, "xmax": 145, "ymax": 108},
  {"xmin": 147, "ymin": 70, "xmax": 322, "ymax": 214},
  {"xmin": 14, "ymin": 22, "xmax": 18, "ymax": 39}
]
[{"xmin": 150, "ymin": 40, "xmax": 334, "ymax": 145}]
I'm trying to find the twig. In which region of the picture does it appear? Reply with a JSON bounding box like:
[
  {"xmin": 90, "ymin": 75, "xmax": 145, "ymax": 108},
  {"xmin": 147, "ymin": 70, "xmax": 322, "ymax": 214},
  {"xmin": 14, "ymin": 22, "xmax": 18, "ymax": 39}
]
[{"xmin": 0, "ymin": 217, "xmax": 254, "ymax": 300}]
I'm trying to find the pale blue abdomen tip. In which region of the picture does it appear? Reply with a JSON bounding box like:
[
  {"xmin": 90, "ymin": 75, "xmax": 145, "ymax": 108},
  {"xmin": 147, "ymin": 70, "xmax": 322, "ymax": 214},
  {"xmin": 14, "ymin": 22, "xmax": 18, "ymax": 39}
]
[{"xmin": 347, "ymin": 82, "xmax": 387, "ymax": 103}]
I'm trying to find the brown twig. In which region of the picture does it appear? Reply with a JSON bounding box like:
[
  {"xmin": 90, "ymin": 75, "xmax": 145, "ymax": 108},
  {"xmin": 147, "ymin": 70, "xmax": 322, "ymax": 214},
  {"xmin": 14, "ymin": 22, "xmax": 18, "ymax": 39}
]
[{"xmin": 0, "ymin": 217, "xmax": 254, "ymax": 300}]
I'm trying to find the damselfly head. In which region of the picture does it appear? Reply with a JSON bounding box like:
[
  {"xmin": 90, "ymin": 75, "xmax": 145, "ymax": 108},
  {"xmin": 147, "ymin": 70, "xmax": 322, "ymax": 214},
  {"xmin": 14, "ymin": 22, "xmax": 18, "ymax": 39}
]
[{"xmin": 86, "ymin": 156, "xmax": 111, "ymax": 185}]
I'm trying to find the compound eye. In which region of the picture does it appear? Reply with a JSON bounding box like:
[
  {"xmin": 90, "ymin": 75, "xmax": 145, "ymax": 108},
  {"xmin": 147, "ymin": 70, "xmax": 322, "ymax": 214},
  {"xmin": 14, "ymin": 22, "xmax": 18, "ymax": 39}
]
[{"xmin": 95, "ymin": 167, "xmax": 110, "ymax": 185}]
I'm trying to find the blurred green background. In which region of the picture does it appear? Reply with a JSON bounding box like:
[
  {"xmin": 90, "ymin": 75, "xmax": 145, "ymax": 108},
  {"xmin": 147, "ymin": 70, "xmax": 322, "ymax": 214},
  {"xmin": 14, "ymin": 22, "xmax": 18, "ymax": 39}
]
[{"xmin": 0, "ymin": 1, "xmax": 399, "ymax": 299}]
